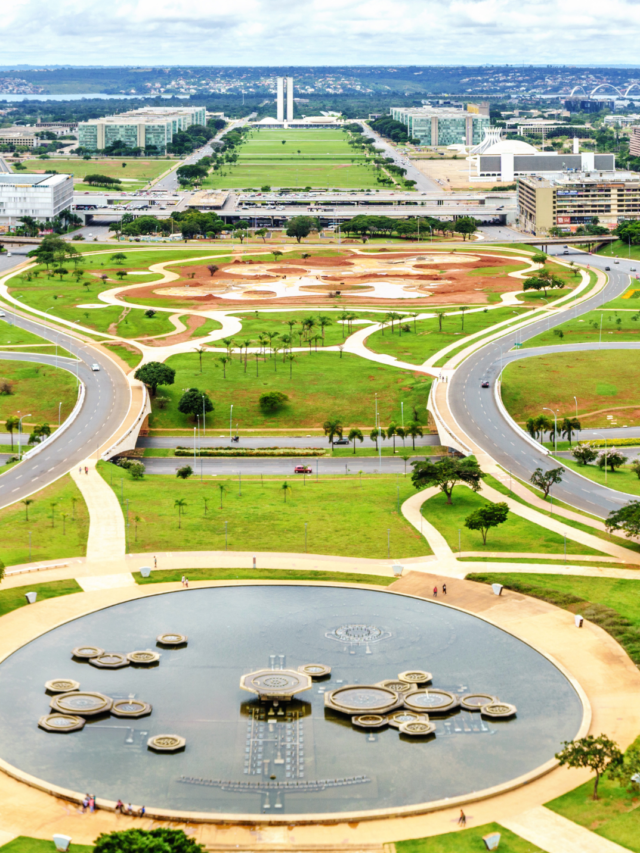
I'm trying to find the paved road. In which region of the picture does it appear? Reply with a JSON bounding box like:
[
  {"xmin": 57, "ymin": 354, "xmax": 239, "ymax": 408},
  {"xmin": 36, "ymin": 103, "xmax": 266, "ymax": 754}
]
[
  {"xmin": 0, "ymin": 312, "xmax": 130, "ymax": 508},
  {"xmin": 359, "ymin": 124, "xmax": 440, "ymax": 193},
  {"xmin": 449, "ymin": 248, "xmax": 638, "ymax": 518},
  {"xmin": 141, "ymin": 455, "xmax": 431, "ymax": 477},
  {"xmin": 137, "ymin": 435, "xmax": 441, "ymax": 450}
]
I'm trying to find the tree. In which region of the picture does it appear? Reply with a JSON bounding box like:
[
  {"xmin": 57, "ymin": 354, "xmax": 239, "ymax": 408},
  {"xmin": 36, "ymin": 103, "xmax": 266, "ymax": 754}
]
[
  {"xmin": 556, "ymin": 735, "xmax": 623, "ymax": 800},
  {"xmin": 323, "ymin": 418, "xmax": 343, "ymax": 446},
  {"xmin": 206, "ymin": 264, "xmax": 219, "ymax": 277},
  {"xmin": 178, "ymin": 388, "xmax": 214, "ymax": 419},
  {"xmin": 405, "ymin": 421, "xmax": 423, "ymax": 449},
  {"xmin": 5, "ymin": 416, "xmax": 19, "ymax": 450},
  {"xmin": 29, "ymin": 423, "xmax": 51, "ymax": 444},
  {"xmin": 174, "ymin": 498, "xmax": 187, "ymax": 527},
  {"xmin": 135, "ymin": 362, "xmax": 176, "ymax": 396},
  {"xmin": 256, "ymin": 228, "xmax": 268, "ymax": 242},
  {"xmin": 530, "ymin": 466, "xmax": 563, "ymax": 499},
  {"xmin": 370, "ymin": 427, "xmax": 385, "ymax": 450},
  {"xmin": 572, "ymin": 443, "xmax": 598, "ymax": 466},
  {"xmin": 286, "ymin": 216, "xmax": 315, "ymax": 243},
  {"xmin": 598, "ymin": 448, "xmax": 626, "ymax": 472},
  {"xmin": 348, "ymin": 427, "xmax": 364, "ymax": 454},
  {"xmin": 387, "ymin": 421, "xmax": 398, "ymax": 452},
  {"xmin": 411, "ymin": 457, "xmax": 486, "ymax": 504},
  {"xmin": 111, "ymin": 253, "xmax": 127, "ymax": 264},
  {"xmin": 561, "ymin": 417, "xmax": 581, "ymax": 446},
  {"xmin": 630, "ymin": 459, "xmax": 640, "ymax": 480},
  {"xmin": 259, "ymin": 391, "xmax": 289, "ymax": 414},
  {"xmin": 606, "ymin": 500, "xmax": 640, "ymax": 538},
  {"xmin": 453, "ymin": 216, "xmax": 478, "ymax": 241},
  {"xmin": 94, "ymin": 828, "xmax": 204, "ymax": 853},
  {"xmin": 281, "ymin": 481, "xmax": 293, "ymax": 503},
  {"xmin": 465, "ymin": 501, "xmax": 510, "ymax": 545},
  {"xmin": 272, "ymin": 249, "xmax": 283, "ymax": 260},
  {"xmin": 611, "ymin": 741, "xmax": 640, "ymax": 793},
  {"xmin": 22, "ymin": 498, "xmax": 34, "ymax": 521},
  {"xmin": 523, "ymin": 269, "xmax": 565, "ymax": 298},
  {"xmin": 176, "ymin": 466, "xmax": 193, "ymax": 480},
  {"xmin": 129, "ymin": 462, "xmax": 145, "ymax": 480},
  {"xmin": 531, "ymin": 253, "xmax": 547, "ymax": 265},
  {"xmin": 217, "ymin": 482, "xmax": 228, "ymax": 509},
  {"xmin": 216, "ymin": 355, "xmax": 232, "ymax": 378}
]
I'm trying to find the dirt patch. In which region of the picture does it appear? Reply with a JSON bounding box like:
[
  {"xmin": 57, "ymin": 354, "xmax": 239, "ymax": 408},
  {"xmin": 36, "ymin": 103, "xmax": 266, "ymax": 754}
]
[
  {"xmin": 299, "ymin": 283, "xmax": 374, "ymax": 293},
  {"xmin": 142, "ymin": 314, "xmax": 207, "ymax": 347}
]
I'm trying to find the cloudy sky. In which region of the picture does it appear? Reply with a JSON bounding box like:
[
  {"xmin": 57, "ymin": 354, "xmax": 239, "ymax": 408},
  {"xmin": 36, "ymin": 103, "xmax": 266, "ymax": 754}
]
[{"xmin": 2, "ymin": 0, "xmax": 640, "ymax": 66}]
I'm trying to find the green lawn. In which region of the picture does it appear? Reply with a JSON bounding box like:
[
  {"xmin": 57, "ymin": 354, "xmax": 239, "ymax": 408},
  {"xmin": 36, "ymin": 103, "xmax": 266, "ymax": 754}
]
[
  {"xmin": 100, "ymin": 462, "xmax": 430, "ymax": 559},
  {"xmin": 21, "ymin": 157, "xmax": 178, "ymax": 190},
  {"xmin": 0, "ymin": 360, "xmax": 79, "ymax": 426},
  {"xmin": 134, "ymin": 567, "xmax": 395, "ymax": 585},
  {"xmin": 554, "ymin": 455, "xmax": 640, "ymax": 497},
  {"xmin": 103, "ymin": 342, "xmax": 143, "ymax": 369},
  {"xmin": 466, "ymin": 572, "xmax": 640, "ymax": 664},
  {"xmin": 597, "ymin": 239, "xmax": 640, "ymax": 259},
  {"xmin": 0, "ymin": 474, "xmax": 89, "ymax": 565},
  {"xmin": 396, "ymin": 823, "xmax": 544, "ymax": 853},
  {"xmin": 423, "ymin": 488, "xmax": 600, "ymax": 556},
  {"xmin": 501, "ymin": 350, "xmax": 640, "ymax": 426},
  {"xmin": 523, "ymin": 308, "xmax": 640, "ymax": 348},
  {"xmin": 0, "ymin": 580, "xmax": 82, "ymax": 617},
  {"xmin": 0, "ymin": 839, "xmax": 91, "ymax": 853},
  {"xmin": 150, "ymin": 350, "xmax": 433, "ymax": 430},
  {"xmin": 366, "ymin": 307, "xmax": 532, "ymax": 366},
  {"xmin": 228, "ymin": 309, "xmax": 380, "ymax": 349},
  {"xmin": 546, "ymin": 758, "xmax": 640, "ymax": 852},
  {"xmin": 0, "ymin": 322, "xmax": 70, "ymax": 356}
]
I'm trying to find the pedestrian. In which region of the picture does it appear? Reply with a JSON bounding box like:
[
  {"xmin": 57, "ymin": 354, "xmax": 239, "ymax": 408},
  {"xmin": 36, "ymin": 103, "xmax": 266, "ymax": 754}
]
[
  {"xmin": 115, "ymin": 799, "xmax": 124, "ymax": 814},
  {"xmin": 85, "ymin": 466, "xmax": 88, "ymax": 475},
  {"xmin": 78, "ymin": 466, "xmax": 82, "ymax": 475},
  {"xmin": 181, "ymin": 575, "xmax": 186, "ymax": 587},
  {"xmin": 126, "ymin": 803, "xmax": 133, "ymax": 815},
  {"xmin": 442, "ymin": 583, "xmax": 447, "ymax": 595},
  {"xmin": 433, "ymin": 585, "xmax": 438, "ymax": 597},
  {"xmin": 153, "ymin": 556, "xmax": 157, "ymax": 569},
  {"xmin": 138, "ymin": 805, "xmax": 146, "ymax": 818},
  {"xmin": 458, "ymin": 809, "xmax": 466, "ymax": 827},
  {"xmin": 82, "ymin": 794, "xmax": 90, "ymax": 813},
  {"xmin": 89, "ymin": 795, "xmax": 95, "ymax": 813},
  {"xmin": 184, "ymin": 576, "xmax": 189, "ymax": 588}
]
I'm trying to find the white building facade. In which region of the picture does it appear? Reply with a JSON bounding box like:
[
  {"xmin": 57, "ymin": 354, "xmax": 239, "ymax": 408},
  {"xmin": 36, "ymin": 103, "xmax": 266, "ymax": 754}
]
[
  {"xmin": 0, "ymin": 173, "xmax": 73, "ymax": 225},
  {"xmin": 276, "ymin": 77, "xmax": 294, "ymax": 122}
]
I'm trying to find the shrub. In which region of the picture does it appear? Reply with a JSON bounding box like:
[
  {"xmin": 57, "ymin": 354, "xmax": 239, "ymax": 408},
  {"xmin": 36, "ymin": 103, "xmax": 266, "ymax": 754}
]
[
  {"xmin": 176, "ymin": 466, "xmax": 193, "ymax": 479},
  {"xmin": 259, "ymin": 391, "xmax": 289, "ymax": 414},
  {"xmin": 129, "ymin": 462, "xmax": 145, "ymax": 480},
  {"xmin": 145, "ymin": 309, "xmax": 156, "ymax": 318}
]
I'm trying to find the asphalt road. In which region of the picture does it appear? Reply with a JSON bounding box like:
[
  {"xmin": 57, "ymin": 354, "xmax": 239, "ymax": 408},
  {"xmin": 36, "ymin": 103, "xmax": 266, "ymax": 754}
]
[
  {"xmin": 449, "ymin": 248, "xmax": 638, "ymax": 518},
  {"xmin": 137, "ymin": 435, "xmax": 441, "ymax": 450},
  {"xmin": 141, "ymin": 455, "xmax": 430, "ymax": 477},
  {"xmin": 0, "ymin": 311, "xmax": 131, "ymax": 509},
  {"xmin": 359, "ymin": 125, "xmax": 440, "ymax": 193}
]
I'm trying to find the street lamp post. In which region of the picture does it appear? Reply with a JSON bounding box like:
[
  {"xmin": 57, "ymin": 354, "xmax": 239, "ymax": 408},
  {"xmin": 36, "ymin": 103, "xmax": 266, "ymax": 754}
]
[
  {"xmin": 229, "ymin": 404, "xmax": 233, "ymax": 441},
  {"xmin": 17, "ymin": 413, "xmax": 32, "ymax": 460},
  {"xmin": 543, "ymin": 407, "xmax": 558, "ymax": 454},
  {"xmin": 58, "ymin": 402, "xmax": 62, "ymax": 429},
  {"xmin": 574, "ymin": 396, "xmax": 578, "ymax": 419}
]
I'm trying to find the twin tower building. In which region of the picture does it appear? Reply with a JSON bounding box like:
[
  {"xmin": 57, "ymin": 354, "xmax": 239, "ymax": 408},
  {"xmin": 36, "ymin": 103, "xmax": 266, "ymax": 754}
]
[{"xmin": 276, "ymin": 77, "xmax": 294, "ymax": 122}]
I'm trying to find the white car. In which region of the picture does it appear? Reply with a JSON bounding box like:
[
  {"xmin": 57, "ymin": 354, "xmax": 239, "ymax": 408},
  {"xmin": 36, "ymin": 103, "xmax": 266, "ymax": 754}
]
[
  {"xmin": 0, "ymin": 311, "xmax": 5, "ymax": 318},
  {"xmin": 91, "ymin": 363, "xmax": 100, "ymax": 372}
]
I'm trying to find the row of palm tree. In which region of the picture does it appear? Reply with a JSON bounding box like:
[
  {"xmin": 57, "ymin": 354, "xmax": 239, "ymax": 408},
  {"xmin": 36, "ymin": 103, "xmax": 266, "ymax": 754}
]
[
  {"xmin": 525, "ymin": 415, "xmax": 581, "ymax": 445},
  {"xmin": 323, "ymin": 418, "xmax": 425, "ymax": 452}
]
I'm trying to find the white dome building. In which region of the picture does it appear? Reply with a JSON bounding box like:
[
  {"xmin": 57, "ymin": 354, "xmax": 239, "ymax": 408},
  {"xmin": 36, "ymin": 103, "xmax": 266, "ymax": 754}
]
[{"xmin": 483, "ymin": 139, "xmax": 538, "ymax": 156}]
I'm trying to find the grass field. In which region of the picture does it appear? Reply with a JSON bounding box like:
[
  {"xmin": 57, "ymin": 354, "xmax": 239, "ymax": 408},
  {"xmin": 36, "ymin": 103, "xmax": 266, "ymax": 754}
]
[
  {"xmin": 554, "ymin": 454, "xmax": 640, "ymax": 497},
  {"xmin": 0, "ymin": 580, "xmax": 82, "ymax": 617},
  {"xmin": 423, "ymin": 488, "xmax": 600, "ymax": 556},
  {"xmin": 135, "ymin": 567, "xmax": 396, "ymax": 585},
  {"xmin": 20, "ymin": 158, "xmax": 178, "ymax": 191},
  {"xmin": 501, "ymin": 350, "xmax": 640, "ymax": 425},
  {"xmin": 597, "ymin": 239, "xmax": 640, "ymax": 259},
  {"xmin": 0, "ymin": 474, "xmax": 88, "ymax": 565},
  {"xmin": 149, "ymin": 350, "xmax": 433, "ymax": 430},
  {"xmin": 0, "ymin": 360, "xmax": 79, "ymax": 426},
  {"xmin": 396, "ymin": 823, "xmax": 544, "ymax": 853},
  {"xmin": 0, "ymin": 838, "xmax": 91, "ymax": 853},
  {"xmin": 366, "ymin": 306, "xmax": 532, "ymax": 365},
  {"xmin": 0, "ymin": 322, "xmax": 71, "ymax": 356},
  {"xmin": 523, "ymin": 308, "xmax": 640, "ymax": 348},
  {"xmin": 100, "ymin": 462, "xmax": 430, "ymax": 559},
  {"xmin": 228, "ymin": 309, "xmax": 380, "ymax": 349},
  {"xmin": 103, "ymin": 342, "xmax": 143, "ymax": 369},
  {"xmin": 600, "ymin": 286, "xmax": 640, "ymax": 311},
  {"xmin": 203, "ymin": 129, "xmax": 382, "ymax": 190}
]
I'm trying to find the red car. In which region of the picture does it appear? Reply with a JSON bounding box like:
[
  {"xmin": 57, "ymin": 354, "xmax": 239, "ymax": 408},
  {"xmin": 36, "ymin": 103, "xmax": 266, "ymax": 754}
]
[{"xmin": 294, "ymin": 465, "xmax": 312, "ymax": 474}]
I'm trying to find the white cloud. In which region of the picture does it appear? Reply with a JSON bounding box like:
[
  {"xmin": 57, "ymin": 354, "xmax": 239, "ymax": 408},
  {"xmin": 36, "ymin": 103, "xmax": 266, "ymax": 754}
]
[{"xmin": 2, "ymin": 0, "xmax": 640, "ymax": 64}]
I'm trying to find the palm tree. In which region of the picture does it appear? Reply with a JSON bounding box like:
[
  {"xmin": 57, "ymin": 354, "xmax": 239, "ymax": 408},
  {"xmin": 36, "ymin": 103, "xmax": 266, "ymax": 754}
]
[
  {"xmin": 339, "ymin": 310, "xmax": 350, "ymax": 338},
  {"xmin": 348, "ymin": 427, "xmax": 364, "ymax": 454},
  {"xmin": 242, "ymin": 339, "xmax": 252, "ymax": 372},
  {"xmin": 287, "ymin": 318, "xmax": 297, "ymax": 339},
  {"xmin": 318, "ymin": 315, "xmax": 333, "ymax": 342},
  {"xmin": 134, "ymin": 515, "xmax": 141, "ymax": 542},
  {"xmin": 282, "ymin": 481, "xmax": 292, "ymax": 503},
  {"xmin": 5, "ymin": 416, "xmax": 19, "ymax": 450},
  {"xmin": 222, "ymin": 337, "xmax": 235, "ymax": 356},
  {"xmin": 287, "ymin": 354, "xmax": 296, "ymax": 378},
  {"xmin": 216, "ymin": 356, "xmax": 232, "ymax": 378},
  {"xmin": 218, "ymin": 483, "xmax": 228, "ymax": 509},
  {"xmin": 50, "ymin": 501, "xmax": 58, "ymax": 528},
  {"xmin": 370, "ymin": 427, "xmax": 385, "ymax": 450},
  {"xmin": 406, "ymin": 421, "xmax": 423, "ymax": 449},
  {"xmin": 400, "ymin": 453, "xmax": 411, "ymax": 475},
  {"xmin": 174, "ymin": 498, "xmax": 187, "ymax": 528},
  {"xmin": 194, "ymin": 346, "xmax": 205, "ymax": 373},
  {"xmin": 258, "ymin": 333, "xmax": 269, "ymax": 359},
  {"xmin": 396, "ymin": 425, "xmax": 406, "ymax": 447},
  {"xmin": 323, "ymin": 418, "xmax": 343, "ymax": 447},
  {"xmin": 387, "ymin": 421, "xmax": 398, "ymax": 452},
  {"xmin": 71, "ymin": 496, "xmax": 78, "ymax": 519},
  {"xmin": 22, "ymin": 498, "xmax": 34, "ymax": 521},
  {"xmin": 203, "ymin": 497, "xmax": 209, "ymax": 516},
  {"xmin": 562, "ymin": 416, "xmax": 581, "ymax": 446},
  {"xmin": 459, "ymin": 306, "xmax": 468, "ymax": 331}
]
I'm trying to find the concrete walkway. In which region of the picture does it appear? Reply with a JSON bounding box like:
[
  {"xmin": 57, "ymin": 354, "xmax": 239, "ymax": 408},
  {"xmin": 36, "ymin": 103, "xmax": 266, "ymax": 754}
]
[
  {"xmin": 70, "ymin": 459, "xmax": 125, "ymax": 560},
  {"xmin": 501, "ymin": 806, "xmax": 630, "ymax": 853}
]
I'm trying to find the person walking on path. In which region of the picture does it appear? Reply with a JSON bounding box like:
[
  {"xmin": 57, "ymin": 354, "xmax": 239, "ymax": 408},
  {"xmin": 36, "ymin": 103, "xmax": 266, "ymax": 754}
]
[
  {"xmin": 181, "ymin": 576, "xmax": 186, "ymax": 587},
  {"xmin": 153, "ymin": 556, "xmax": 157, "ymax": 569},
  {"xmin": 458, "ymin": 809, "xmax": 466, "ymax": 827},
  {"xmin": 442, "ymin": 583, "xmax": 447, "ymax": 595},
  {"xmin": 184, "ymin": 576, "xmax": 189, "ymax": 588},
  {"xmin": 115, "ymin": 799, "xmax": 124, "ymax": 814},
  {"xmin": 138, "ymin": 805, "xmax": 146, "ymax": 817},
  {"xmin": 433, "ymin": 585, "xmax": 438, "ymax": 597}
]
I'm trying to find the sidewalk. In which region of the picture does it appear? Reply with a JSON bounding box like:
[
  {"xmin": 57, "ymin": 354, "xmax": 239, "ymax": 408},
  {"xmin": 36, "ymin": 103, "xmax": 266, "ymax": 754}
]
[
  {"xmin": 501, "ymin": 806, "xmax": 630, "ymax": 853},
  {"xmin": 70, "ymin": 459, "xmax": 125, "ymax": 560}
]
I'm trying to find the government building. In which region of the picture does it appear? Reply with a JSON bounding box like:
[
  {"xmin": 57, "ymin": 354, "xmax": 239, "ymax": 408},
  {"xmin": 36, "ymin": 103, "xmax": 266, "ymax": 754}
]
[{"xmin": 78, "ymin": 106, "xmax": 206, "ymax": 153}]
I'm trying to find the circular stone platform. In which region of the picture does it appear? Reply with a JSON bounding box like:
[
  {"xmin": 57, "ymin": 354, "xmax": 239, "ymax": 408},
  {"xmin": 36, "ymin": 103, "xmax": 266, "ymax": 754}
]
[{"xmin": 0, "ymin": 585, "xmax": 584, "ymax": 820}]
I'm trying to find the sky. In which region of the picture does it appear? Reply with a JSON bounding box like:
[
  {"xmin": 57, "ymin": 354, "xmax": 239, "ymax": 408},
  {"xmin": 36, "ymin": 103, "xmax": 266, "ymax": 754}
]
[{"xmin": 3, "ymin": 0, "xmax": 640, "ymax": 66}]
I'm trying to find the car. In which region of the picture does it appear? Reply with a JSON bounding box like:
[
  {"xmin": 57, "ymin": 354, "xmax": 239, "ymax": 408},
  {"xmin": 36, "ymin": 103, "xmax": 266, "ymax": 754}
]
[
  {"xmin": 0, "ymin": 311, "xmax": 5, "ymax": 318},
  {"xmin": 632, "ymin": 267, "xmax": 637, "ymax": 272},
  {"xmin": 605, "ymin": 266, "xmax": 611, "ymax": 271},
  {"xmin": 563, "ymin": 249, "xmax": 569, "ymax": 255},
  {"xmin": 614, "ymin": 259, "xmax": 619, "ymax": 264},
  {"xmin": 481, "ymin": 380, "xmax": 490, "ymax": 388},
  {"xmin": 333, "ymin": 438, "xmax": 349, "ymax": 445},
  {"xmin": 294, "ymin": 465, "xmax": 312, "ymax": 474},
  {"xmin": 91, "ymin": 363, "xmax": 100, "ymax": 372}
]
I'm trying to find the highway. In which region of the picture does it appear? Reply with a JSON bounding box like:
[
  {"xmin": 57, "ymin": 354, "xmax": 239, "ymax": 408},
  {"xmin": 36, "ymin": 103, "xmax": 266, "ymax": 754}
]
[
  {"xmin": 141, "ymin": 455, "xmax": 431, "ymax": 477},
  {"xmin": 137, "ymin": 435, "xmax": 441, "ymax": 450},
  {"xmin": 0, "ymin": 310, "xmax": 131, "ymax": 509},
  {"xmin": 449, "ymin": 248, "xmax": 638, "ymax": 518}
]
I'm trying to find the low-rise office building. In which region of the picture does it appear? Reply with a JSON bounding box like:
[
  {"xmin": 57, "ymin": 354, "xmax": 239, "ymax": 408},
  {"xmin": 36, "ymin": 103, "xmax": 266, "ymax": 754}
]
[
  {"xmin": 0, "ymin": 129, "xmax": 37, "ymax": 148},
  {"xmin": 78, "ymin": 106, "xmax": 206, "ymax": 152},
  {"xmin": 0, "ymin": 173, "xmax": 73, "ymax": 225},
  {"xmin": 470, "ymin": 138, "xmax": 615, "ymax": 183},
  {"xmin": 390, "ymin": 106, "xmax": 489, "ymax": 147},
  {"xmin": 518, "ymin": 171, "xmax": 640, "ymax": 233}
]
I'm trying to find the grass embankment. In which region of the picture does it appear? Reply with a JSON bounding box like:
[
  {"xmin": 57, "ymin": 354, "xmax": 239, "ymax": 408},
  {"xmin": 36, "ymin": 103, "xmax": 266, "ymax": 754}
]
[
  {"xmin": 202, "ymin": 129, "xmax": 381, "ymax": 190},
  {"xmin": 100, "ymin": 461, "xmax": 430, "ymax": 559},
  {"xmin": 149, "ymin": 350, "xmax": 433, "ymax": 430},
  {"xmin": 134, "ymin": 568, "xmax": 396, "ymax": 585},
  {"xmin": 546, "ymin": 753, "xmax": 640, "ymax": 852},
  {"xmin": 423, "ymin": 488, "xmax": 600, "ymax": 556},
  {"xmin": 396, "ymin": 823, "xmax": 544, "ymax": 853},
  {"xmin": 501, "ymin": 350, "xmax": 640, "ymax": 427},
  {"xmin": 367, "ymin": 306, "xmax": 532, "ymax": 365},
  {"xmin": 0, "ymin": 580, "xmax": 82, "ymax": 617},
  {"xmin": 21, "ymin": 157, "xmax": 179, "ymax": 191},
  {"xmin": 103, "ymin": 342, "xmax": 143, "ymax": 369},
  {"xmin": 0, "ymin": 360, "xmax": 79, "ymax": 425},
  {"xmin": 597, "ymin": 239, "xmax": 640, "ymax": 259},
  {"xmin": 524, "ymin": 307, "xmax": 640, "ymax": 348},
  {"xmin": 228, "ymin": 310, "xmax": 380, "ymax": 349},
  {"xmin": 0, "ymin": 323, "xmax": 70, "ymax": 356},
  {"xmin": 553, "ymin": 455, "xmax": 640, "ymax": 497},
  {"xmin": 467, "ymin": 572, "xmax": 640, "ymax": 665},
  {"xmin": 0, "ymin": 475, "xmax": 89, "ymax": 565}
]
